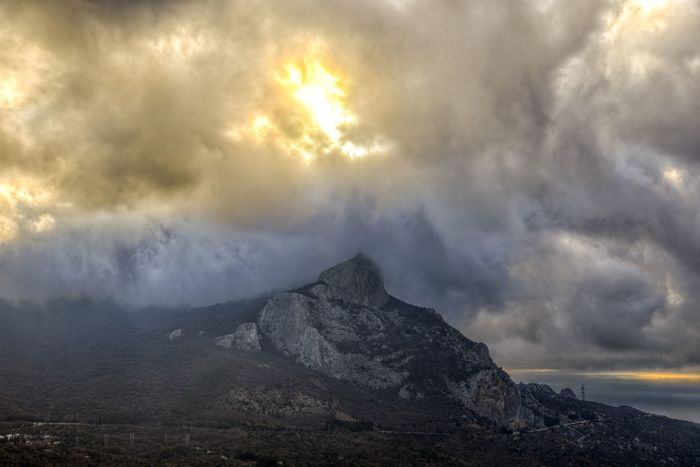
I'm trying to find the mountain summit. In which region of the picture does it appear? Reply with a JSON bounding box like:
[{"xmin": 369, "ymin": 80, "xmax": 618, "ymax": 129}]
[
  {"xmin": 258, "ymin": 254, "xmax": 523, "ymax": 428},
  {"xmin": 2, "ymin": 255, "xmax": 699, "ymax": 465},
  {"xmin": 317, "ymin": 253, "xmax": 388, "ymax": 307}
]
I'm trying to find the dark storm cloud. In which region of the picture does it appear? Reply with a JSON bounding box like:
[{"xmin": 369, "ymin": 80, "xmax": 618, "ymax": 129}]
[{"xmin": 0, "ymin": 0, "xmax": 699, "ymax": 371}]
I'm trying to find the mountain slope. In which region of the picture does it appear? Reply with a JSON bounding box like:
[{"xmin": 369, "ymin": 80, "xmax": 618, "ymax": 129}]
[
  {"xmin": 258, "ymin": 253, "xmax": 522, "ymax": 428},
  {"xmin": 1, "ymin": 255, "xmax": 700, "ymax": 464}
]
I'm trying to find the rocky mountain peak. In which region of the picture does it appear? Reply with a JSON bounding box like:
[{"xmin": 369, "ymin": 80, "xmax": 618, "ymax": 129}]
[
  {"xmin": 258, "ymin": 253, "xmax": 523, "ymax": 429},
  {"xmin": 317, "ymin": 253, "xmax": 388, "ymax": 307}
]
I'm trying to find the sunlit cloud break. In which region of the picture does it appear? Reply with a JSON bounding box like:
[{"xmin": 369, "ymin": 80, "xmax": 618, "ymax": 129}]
[{"xmin": 241, "ymin": 44, "xmax": 387, "ymax": 161}]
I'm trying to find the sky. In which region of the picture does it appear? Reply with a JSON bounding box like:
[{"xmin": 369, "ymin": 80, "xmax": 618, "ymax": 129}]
[
  {"xmin": 0, "ymin": 0, "xmax": 699, "ymax": 373},
  {"xmin": 510, "ymin": 369, "xmax": 700, "ymax": 423}
]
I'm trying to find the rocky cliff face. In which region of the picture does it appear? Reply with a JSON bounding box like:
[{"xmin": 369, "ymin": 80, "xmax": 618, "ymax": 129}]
[
  {"xmin": 257, "ymin": 253, "xmax": 523, "ymax": 428},
  {"xmin": 560, "ymin": 387, "xmax": 578, "ymax": 399},
  {"xmin": 214, "ymin": 322, "xmax": 261, "ymax": 352},
  {"xmin": 317, "ymin": 253, "xmax": 389, "ymax": 307}
]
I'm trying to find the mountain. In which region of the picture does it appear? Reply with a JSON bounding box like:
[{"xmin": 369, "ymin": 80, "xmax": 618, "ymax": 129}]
[
  {"xmin": 257, "ymin": 253, "xmax": 521, "ymax": 428},
  {"xmin": 0, "ymin": 254, "xmax": 699, "ymax": 465}
]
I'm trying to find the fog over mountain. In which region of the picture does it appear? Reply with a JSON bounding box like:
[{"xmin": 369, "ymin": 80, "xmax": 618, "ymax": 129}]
[{"xmin": 1, "ymin": 0, "xmax": 699, "ymax": 373}]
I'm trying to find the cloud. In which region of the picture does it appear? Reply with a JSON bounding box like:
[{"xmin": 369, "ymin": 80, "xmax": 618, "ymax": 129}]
[{"xmin": 0, "ymin": 0, "xmax": 699, "ymax": 370}]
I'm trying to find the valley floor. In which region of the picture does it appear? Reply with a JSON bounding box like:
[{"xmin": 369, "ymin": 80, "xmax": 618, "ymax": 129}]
[{"xmin": 1, "ymin": 413, "xmax": 699, "ymax": 467}]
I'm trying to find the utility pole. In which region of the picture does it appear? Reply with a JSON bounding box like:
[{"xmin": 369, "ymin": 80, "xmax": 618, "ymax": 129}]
[{"xmin": 130, "ymin": 432, "xmax": 135, "ymax": 448}]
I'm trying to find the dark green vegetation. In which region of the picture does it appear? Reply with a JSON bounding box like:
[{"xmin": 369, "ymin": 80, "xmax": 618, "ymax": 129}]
[
  {"xmin": 0, "ymin": 296, "xmax": 699, "ymax": 465},
  {"xmin": 0, "ymin": 297, "xmax": 464, "ymax": 428},
  {"xmin": 1, "ymin": 411, "xmax": 700, "ymax": 466}
]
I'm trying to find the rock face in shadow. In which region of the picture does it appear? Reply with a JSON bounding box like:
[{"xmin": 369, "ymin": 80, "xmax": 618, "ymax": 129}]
[
  {"xmin": 519, "ymin": 383, "xmax": 562, "ymax": 428},
  {"xmin": 317, "ymin": 253, "xmax": 389, "ymax": 307},
  {"xmin": 258, "ymin": 253, "xmax": 523, "ymax": 428}
]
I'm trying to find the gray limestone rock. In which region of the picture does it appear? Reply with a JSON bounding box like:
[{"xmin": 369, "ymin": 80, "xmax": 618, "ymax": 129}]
[
  {"xmin": 258, "ymin": 292, "xmax": 403, "ymax": 388},
  {"xmin": 257, "ymin": 254, "xmax": 524, "ymax": 428},
  {"xmin": 318, "ymin": 253, "xmax": 389, "ymax": 307},
  {"xmin": 214, "ymin": 322, "xmax": 261, "ymax": 352},
  {"xmin": 518, "ymin": 383, "xmax": 563, "ymax": 428},
  {"xmin": 445, "ymin": 368, "xmax": 522, "ymax": 428}
]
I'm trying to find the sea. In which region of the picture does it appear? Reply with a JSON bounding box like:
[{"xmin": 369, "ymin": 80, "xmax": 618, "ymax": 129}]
[{"xmin": 508, "ymin": 369, "xmax": 700, "ymax": 424}]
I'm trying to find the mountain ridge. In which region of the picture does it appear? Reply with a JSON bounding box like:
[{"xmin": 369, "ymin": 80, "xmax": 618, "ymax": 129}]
[
  {"xmin": 256, "ymin": 253, "xmax": 524, "ymax": 428},
  {"xmin": 1, "ymin": 255, "xmax": 699, "ymax": 464}
]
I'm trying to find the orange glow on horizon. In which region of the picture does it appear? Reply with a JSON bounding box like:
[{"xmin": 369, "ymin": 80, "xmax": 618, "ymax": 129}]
[
  {"xmin": 508, "ymin": 369, "xmax": 700, "ymax": 383},
  {"xmin": 601, "ymin": 371, "xmax": 700, "ymax": 383}
]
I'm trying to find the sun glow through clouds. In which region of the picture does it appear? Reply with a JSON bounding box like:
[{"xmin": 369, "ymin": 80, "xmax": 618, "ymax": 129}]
[
  {"xmin": 277, "ymin": 59, "xmax": 355, "ymax": 146},
  {"xmin": 0, "ymin": 78, "xmax": 19, "ymax": 109},
  {"xmin": 662, "ymin": 166, "xmax": 684, "ymax": 187},
  {"xmin": 0, "ymin": 178, "xmax": 57, "ymax": 243},
  {"xmin": 634, "ymin": 0, "xmax": 669, "ymax": 14},
  {"xmin": 238, "ymin": 46, "xmax": 386, "ymax": 162}
]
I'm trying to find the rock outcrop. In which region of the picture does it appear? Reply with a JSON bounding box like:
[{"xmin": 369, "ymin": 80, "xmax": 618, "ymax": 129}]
[
  {"xmin": 317, "ymin": 253, "xmax": 389, "ymax": 307},
  {"xmin": 518, "ymin": 383, "xmax": 591, "ymax": 428},
  {"xmin": 257, "ymin": 253, "xmax": 523, "ymax": 428},
  {"xmin": 519, "ymin": 383, "xmax": 561, "ymax": 428},
  {"xmin": 258, "ymin": 291, "xmax": 405, "ymax": 388},
  {"xmin": 214, "ymin": 322, "xmax": 261, "ymax": 352},
  {"xmin": 214, "ymin": 384, "xmax": 333, "ymax": 417}
]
